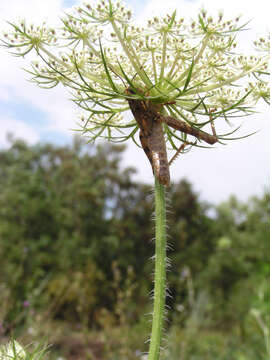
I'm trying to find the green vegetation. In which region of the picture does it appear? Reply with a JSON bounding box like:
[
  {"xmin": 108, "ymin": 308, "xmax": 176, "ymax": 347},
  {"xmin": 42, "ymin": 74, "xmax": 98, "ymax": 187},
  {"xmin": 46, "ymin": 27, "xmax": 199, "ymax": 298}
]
[{"xmin": 0, "ymin": 137, "xmax": 269, "ymax": 359}]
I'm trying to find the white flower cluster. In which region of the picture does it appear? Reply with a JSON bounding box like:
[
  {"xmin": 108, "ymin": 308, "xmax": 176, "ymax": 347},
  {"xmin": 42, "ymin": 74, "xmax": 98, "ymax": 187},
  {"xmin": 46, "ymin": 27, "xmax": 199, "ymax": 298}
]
[
  {"xmin": 232, "ymin": 55, "xmax": 268, "ymax": 73},
  {"xmin": 210, "ymin": 88, "xmax": 248, "ymax": 108},
  {"xmin": 247, "ymin": 81, "xmax": 270, "ymax": 103},
  {"xmin": 2, "ymin": 0, "xmax": 270, "ymax": 146},
  {"xmin": 189, "ymin": 10, "xmax": 241, "ymax": 36},
  {"xmin": 79, "ymin": 0, "xmax": 132, "ymax": 24},
  {"xmin": 3, "ymin": 20, "xmax": 57, "ymax": 55},
  {"xmin": 254, "ymin": 35, "xmax": 270, "ymax": 53}
]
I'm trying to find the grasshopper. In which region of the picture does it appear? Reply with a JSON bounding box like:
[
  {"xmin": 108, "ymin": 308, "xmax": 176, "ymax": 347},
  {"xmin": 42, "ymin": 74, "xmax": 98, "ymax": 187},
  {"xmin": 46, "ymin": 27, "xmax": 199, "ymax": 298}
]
[{"xmin": 126, "ymin": 88, "xmax": 218, "ymax": 186}]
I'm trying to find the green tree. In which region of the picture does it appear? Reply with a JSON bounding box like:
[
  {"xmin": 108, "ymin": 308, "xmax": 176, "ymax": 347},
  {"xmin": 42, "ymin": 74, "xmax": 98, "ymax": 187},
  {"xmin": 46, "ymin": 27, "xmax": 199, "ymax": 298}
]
[
  {"xmin": 0, "ymin": 136, "xmax": 145, "ymax": 330},
  {"xmin": 194, "ymin": 193, "xmax": 270, "ymax": 332}
]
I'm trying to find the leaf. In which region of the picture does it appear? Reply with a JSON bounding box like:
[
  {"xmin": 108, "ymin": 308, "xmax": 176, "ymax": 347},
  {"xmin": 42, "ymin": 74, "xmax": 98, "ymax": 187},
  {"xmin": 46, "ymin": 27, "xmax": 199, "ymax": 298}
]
[
  {"xmin": 99, "ymin": 40, "xmax": 119, "ymax": 93},
  {"xmin": 183, "ymin": 58, "xmax": 195, "ymax": 92},
  {"xmin": 198, "ymin": 14, "xmax": 207, "ymax": 32},
  {"xmin": 167, "ymin": 10, "xmax": 177, "ymax": 30}
]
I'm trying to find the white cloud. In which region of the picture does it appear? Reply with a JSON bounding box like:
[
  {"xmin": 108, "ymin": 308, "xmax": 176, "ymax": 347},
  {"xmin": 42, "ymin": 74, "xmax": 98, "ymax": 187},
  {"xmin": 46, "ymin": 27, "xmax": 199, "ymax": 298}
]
[
  {"xmin": 0, "ymin": 0, "xmax": 63, "ymax": 28},
  {"xmin": 0, "ymin": 48, "xmax": 77, "ymax": 138},
  {"xmin": 0, "ymin": 0, "xmax": 78, "ymax": 144},
  {"xmin": 0, "ymin": 115, "xmax": 39, "ymax": 147}
]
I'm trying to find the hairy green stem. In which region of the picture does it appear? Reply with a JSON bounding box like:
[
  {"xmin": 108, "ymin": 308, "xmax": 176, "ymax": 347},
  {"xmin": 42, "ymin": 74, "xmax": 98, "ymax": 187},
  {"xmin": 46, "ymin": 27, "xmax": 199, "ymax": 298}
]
[{"xmin": 148, "ymin": 177, "xmax": 167, "ymax": 360}]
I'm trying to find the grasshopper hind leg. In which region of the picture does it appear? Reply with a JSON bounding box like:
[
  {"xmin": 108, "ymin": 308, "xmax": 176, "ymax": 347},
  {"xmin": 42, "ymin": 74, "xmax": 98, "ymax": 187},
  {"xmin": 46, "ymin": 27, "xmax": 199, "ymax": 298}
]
[{"xmin": 139, "ymin": 130, "xmax": 154, "ymax": 171}]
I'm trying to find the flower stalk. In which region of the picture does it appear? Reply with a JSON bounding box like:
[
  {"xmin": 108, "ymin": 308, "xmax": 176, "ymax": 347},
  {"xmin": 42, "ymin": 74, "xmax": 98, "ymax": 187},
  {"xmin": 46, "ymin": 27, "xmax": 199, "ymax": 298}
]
[{"xmin": 148, "ymin": 177, "xmax": 167, "ymax": 360}]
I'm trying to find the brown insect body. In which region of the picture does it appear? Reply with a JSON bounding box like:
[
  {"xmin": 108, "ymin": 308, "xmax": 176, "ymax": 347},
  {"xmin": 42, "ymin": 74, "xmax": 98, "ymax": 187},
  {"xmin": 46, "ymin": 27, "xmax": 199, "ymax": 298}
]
[
  {"xmin": 127, "ymin": 90, "xmax": 170, "ymax": 186},
  {"xmin": 127, "ymin": 88, "xmax": 218, "ymax": 187}
]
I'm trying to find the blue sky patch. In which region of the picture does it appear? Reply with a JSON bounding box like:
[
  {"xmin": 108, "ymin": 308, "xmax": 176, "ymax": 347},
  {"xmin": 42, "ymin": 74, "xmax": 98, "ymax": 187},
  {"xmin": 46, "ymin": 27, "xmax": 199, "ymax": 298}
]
[{"xmin": 1, "ymin": 99, "xmax": 47, "ymax": 128}]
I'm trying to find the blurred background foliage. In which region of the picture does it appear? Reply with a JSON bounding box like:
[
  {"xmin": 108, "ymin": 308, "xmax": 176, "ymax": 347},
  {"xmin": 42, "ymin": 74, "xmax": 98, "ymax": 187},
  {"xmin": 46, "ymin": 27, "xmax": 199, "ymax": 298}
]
[{"xmin": 0, "ymin": 136, "xmax": 270, "ymax": 360}]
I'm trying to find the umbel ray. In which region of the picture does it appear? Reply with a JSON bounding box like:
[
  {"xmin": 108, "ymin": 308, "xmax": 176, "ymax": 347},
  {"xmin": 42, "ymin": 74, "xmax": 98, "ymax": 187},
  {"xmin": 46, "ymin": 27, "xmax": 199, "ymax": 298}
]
[{"xmin": 126, "ymin": 86, "xmax": 218, "ymax": 187}]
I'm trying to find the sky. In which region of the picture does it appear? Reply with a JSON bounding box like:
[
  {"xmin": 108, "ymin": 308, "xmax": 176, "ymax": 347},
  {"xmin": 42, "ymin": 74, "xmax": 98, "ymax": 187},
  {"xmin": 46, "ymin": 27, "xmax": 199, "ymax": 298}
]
[{"xmin": 1, "ymin": 0, "xmax": 270, "ymax": 204}]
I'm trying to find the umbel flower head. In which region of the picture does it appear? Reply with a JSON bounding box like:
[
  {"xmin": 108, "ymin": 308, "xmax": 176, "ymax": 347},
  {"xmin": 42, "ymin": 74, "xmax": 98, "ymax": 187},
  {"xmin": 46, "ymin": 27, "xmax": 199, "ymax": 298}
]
[{"xmin": 2, "ymin": 0, "xmax": 270, "ymax": 183}]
